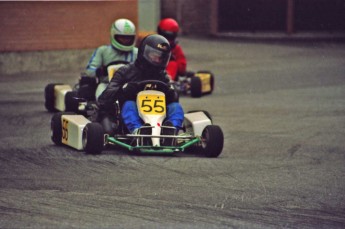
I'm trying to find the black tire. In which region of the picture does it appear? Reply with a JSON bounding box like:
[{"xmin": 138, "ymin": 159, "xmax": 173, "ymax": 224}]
[
  {"xmin": 51, "ymin": 112, "xmax": 63, "ymax": 145},
  {"xmin": 201, "ymin": 125, "xmax": 224, "ymax": 158},
  {"xmin": 82, "ymin": 123, "xmax": 105, "ymax": 155},
  {"xmin": 197, "ymin": 70, "xmax": 215, "ymax": 94},
  {"xmin": 44, "ymin": 83, "xmax": 62, "ymax": 112},
  {"xmin": 51, "ymin": 112, "xmax": 75, "ymax": 145},
  {"xmin": 187, "ymin": 110, "xmax": 212, "ymax": 122},
  {"xmin": 65, "ymin": 91, "xmax": 79, "ymax": 112},
  {"xmin": 190, "ymin": 76, "xmax": 202, "ymax": 98}
]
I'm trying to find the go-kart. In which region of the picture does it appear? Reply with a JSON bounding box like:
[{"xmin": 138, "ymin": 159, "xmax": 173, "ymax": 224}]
[
  {"xmin": 50, "ymin": 80, "xmax": 224, "ymax": 157},
  {"xmin": 173, "ymin": 70, "xmax": 215, "ymax": 98},
  {"xmin": 44, "ymin": 61, "xmax": 129, "ymax": 113}
]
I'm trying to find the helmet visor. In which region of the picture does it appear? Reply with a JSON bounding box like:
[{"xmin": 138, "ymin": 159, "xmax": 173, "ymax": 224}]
[
  {"xmin": 115, "ymin": 35, "xmax": 135, "ymax": 46},
  {"xmin": 143, "ymin": 45, "xmax": 171, "ymax": 67}
]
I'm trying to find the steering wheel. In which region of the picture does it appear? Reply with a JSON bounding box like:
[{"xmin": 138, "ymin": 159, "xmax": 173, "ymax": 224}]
[
  {"xmin": 105, "ymin": 60, "xmax": 130, "ymax": 68},
  {"xmin": 133, "ymin": 80, "xmax": 171, "ymax": 93},
  {"xmin": 122, "ymin": 80, "xmax": 178, "ymax": 103}
]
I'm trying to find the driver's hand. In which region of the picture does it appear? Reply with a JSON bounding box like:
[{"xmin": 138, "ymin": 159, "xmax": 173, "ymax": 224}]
[
  {"xmin": 166, "ymin": 85, "xmax": 179, "ymax": 104},
  {"xmin": 122, "ymin": 83, "xmax": 138, "ymax": 100}
]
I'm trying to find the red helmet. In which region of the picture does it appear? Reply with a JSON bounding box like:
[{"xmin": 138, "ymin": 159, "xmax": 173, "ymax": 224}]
[{"xmin": 157, "ymin": 18, "xmax": 179, "ymax": 42}]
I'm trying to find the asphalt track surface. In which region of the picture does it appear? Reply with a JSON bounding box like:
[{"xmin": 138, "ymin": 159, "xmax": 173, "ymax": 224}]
[{"xmin": 1, "ymin": 37, "xmax": 345, "ymax": 228}]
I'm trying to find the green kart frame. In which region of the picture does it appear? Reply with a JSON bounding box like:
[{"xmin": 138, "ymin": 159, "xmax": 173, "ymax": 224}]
[{"xmin": 82, "ymin": 120, "xmax": 223, "ymax": 157}]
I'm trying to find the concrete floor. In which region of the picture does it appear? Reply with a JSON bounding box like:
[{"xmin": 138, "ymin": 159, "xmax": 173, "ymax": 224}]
[{"xmin": 0, "ymin": 37, "xmax": 345, "ymax": 228}]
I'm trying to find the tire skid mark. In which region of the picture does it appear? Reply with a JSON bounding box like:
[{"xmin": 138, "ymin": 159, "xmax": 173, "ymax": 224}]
[
  {"xmin": 2, "ymin": 188, "xmax": 345, "ymax": 228},
  {"xmin": 0, "ymin": 114, "xmax": 26, "ymax": 126},
  {"xmin": 288, "ymin": 143, "xmax": 302, "ymax": 157}
]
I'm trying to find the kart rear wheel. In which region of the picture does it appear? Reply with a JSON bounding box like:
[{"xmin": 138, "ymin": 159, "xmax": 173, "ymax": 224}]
[
  {"xmin": 83, "ymin": 123, "xmax": 105, "ymax": 155},
  {"xmin": 45, "ymin": 83, "xmax": 62, "ymax": 112},
  {"xmin": 197, "ymin": 70, "xmax": 215, "ymax": 94},
  {"xmin": 201, "ymin": 125, "xmax": 224, "ymax": 158},
  {"xmin": 190, "ymin": 76, "xmax": 202, "ymax": 98},
  {"xmin": 51, "ymin": 112, "xmax": 75, "ymax": 145}
]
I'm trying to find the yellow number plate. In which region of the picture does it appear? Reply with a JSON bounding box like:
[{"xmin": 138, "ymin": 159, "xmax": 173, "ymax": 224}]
[
  {"xmin": 62, "ymin": 118, "xmax": 69, "ymax": 144},
  {"xmin": 138, "ymin": 94, "xmax": 166, "ymax": 115}
]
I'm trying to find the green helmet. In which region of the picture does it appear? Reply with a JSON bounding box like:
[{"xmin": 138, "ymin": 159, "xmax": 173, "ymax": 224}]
[{"xmin": 110, "ymin": 18, "xmax": 136, "ymax": 52}]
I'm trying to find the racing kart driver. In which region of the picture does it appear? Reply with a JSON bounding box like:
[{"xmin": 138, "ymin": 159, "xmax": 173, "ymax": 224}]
[
  {"xmin": 98, "ymin": 34, "xmax": 184, "ymax": 144},
  {"xmin": 157, "ymin": 18, "xmax": 187, "ymax": 81},
  {"xmin": 84, "ymin": 18, "xmax": 138, "ymax": 100}
]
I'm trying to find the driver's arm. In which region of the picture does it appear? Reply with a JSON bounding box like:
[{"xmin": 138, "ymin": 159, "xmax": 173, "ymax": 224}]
[
  {"xmin": 85, "ymin": 46, "xmax": 105, "ymax": 77},
  {"xmin": 97, "ymin": 65, "xmax": 126, "ymax": 109},
  {"xmin": 161, "ymin": 72, "xmax": 179, "ymax": 104},
  {"xmin": 174, "ymin": 45, "xmax": 187, "ymax": 75}
]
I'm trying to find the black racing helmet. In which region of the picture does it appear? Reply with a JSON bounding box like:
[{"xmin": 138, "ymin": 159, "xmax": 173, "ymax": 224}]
[{"xmin": 136, "ymin": 34, "xmax": 171, "ymax": 73}]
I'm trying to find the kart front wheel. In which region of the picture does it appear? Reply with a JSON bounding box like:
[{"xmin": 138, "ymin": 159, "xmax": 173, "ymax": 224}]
[
  {"xmin": 201, "ymin": 125, "xmax": 224, "ymax": 158},
  {"xmin": 82, "ymin": 123, "xmax": 105, "ymax": 155}
]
